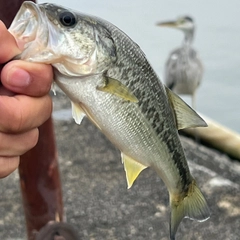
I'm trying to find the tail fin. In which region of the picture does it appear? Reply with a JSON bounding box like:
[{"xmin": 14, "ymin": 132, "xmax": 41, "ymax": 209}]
[{"xmin": 169, "ymin": 180, "xmax": 210, "ymax": 240}]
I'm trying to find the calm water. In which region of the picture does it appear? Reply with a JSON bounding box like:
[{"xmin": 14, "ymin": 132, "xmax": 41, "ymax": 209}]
[{"xmin": 39, "ymin": 0, "xmax": 240, "ymax": 133}]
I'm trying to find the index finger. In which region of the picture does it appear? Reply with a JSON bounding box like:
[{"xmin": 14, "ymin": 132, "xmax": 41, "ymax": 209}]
[
  {"xmin": 1, "ymin": 60, "xmax": 53, "ymax": 97},
  {"xmin": 0, "ymin": 21, "xmax": 20, "ymax": 63},
  {"xmin": 0, "ymin": 94, "xmax": 52, "ymax": 133}
]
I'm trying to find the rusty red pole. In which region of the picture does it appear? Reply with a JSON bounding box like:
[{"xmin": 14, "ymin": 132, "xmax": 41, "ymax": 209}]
[
  {"xmin": 0, "ymin": 1, "xmax": 64, "ymax": 239},
  {"xmin": 18, "ymin": 118, "xmax": 64, "ymax": 239}
]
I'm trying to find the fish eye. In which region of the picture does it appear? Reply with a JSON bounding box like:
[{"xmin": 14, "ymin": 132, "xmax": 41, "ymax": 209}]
[{"xmin": 59, "ymin": 11, "xmax": 76, "ymax": 27}]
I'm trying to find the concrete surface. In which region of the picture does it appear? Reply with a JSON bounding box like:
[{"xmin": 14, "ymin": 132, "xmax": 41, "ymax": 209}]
[{"xmin": 0, "ymin": 94, "xmax": 240, "ymax": 240}]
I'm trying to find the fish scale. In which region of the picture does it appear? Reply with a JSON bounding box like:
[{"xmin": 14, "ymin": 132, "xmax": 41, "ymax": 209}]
[
  {"xmin": 96, "ymin": 24, "xmax": 190, "ymax": 196},
  {"xmin": 9, "ymin": 2, "xmax": 210, "ymax": 239},
  {"xmin": 106, "ymin": 37, "xmax": 173, "ymax": 140}
]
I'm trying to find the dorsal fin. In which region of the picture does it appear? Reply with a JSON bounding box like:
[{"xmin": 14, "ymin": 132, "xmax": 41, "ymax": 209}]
[{"xmin": 165, "ymin": 86, "xmax": 207, "ymax": 130}]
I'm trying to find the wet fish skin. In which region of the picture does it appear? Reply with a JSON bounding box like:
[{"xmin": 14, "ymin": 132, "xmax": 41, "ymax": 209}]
[{"xmin": 9, "ymin": 2, "xmax": 210, "ymax": 239}]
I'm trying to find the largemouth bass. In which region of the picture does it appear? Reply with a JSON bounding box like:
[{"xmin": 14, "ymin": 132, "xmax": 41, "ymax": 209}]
[{"xmin": 9, "ymin": 2, "xmax": 210, "ymax": 239}]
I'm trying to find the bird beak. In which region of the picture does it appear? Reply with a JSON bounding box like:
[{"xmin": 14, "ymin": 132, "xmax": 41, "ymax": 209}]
[{"xmin": 156, "ymin": 21, "xmax": 178, "ymax": 28}]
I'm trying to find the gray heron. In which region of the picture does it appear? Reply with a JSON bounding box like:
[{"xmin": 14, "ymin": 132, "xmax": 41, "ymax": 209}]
[{"xmin": 157, "ymin": 16, "xmax": 203, "ymax": 109}]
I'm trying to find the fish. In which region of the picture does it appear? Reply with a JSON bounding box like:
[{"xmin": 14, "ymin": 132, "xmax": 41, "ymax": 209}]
[{"xmin": 9, "ymin": 2, "xmax": 210, "ymax": 239}]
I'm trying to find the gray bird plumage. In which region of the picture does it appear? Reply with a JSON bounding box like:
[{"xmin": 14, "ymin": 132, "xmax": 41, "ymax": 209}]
[{"xmin": 157, "ymin": 16, "xmax": 203, "ymax": 108}]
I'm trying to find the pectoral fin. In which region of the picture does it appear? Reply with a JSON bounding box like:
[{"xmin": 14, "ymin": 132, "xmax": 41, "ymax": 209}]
[
  {"xmin": 165, "ymin": 86, "xmax": 207, "ymax": 130},
  {"xmin": 97, "ymin": 76, "xmax": 138, "ymax": 102},
  {"xmin": 121, "ymin": 153, "xmax": 148, "ymax": 189},
  {"xmin": 71, "ymin": 101, "xmax": 86, "ymax": 125}
]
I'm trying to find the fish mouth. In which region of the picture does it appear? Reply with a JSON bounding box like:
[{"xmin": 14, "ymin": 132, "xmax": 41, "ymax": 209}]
[
  {"xmin": 9, "ymin": 2, "xmax": 63, "ymax": 64},
  {"xmin": 9, "ymin": 2, "xmax": 98, "ymax": 75},
  {"xmin": 9, "ymin": 1, "xmax": 44, "ymax": 51}
]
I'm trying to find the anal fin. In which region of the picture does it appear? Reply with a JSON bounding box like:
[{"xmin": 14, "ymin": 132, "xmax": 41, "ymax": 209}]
[{"xmin": 121, "ymin": 153, "xmax": 147, "ymax": 189}]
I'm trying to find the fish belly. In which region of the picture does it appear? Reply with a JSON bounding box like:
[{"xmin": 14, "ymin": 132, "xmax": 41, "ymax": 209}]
[{"xmin": 55, "ymin": 72, "xmax": 186, "ymax": 193}]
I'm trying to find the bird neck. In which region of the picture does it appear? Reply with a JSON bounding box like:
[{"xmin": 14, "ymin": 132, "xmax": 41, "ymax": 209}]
[{"xmin": 182, "ymin": 29, "xmax": 194, "ymax": 49}]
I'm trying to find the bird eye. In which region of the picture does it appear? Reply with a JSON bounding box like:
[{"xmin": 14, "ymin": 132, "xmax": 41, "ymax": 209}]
[
  {"xmin": 184, "ymin": 16, "xmax": 193, "ymax": 22},
  {"xmin": 59, "ymin": 11, "xmax": 76, "ymax": 27}
]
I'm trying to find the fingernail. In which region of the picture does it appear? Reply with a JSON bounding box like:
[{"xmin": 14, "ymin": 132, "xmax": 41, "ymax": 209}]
[{"xmin": 7, "ymin": 68, "xmax": 31, "ymax": 87}]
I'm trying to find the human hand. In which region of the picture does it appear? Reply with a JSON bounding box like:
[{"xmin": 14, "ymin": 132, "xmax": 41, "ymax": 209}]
[{"xmin": 0, "ymin": 21, "xmax": 53, "ymax": 178}]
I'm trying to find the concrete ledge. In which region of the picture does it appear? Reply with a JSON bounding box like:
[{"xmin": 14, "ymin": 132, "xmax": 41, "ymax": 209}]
[{"xmin": 0, "ymin": 95, "xmax": 239, "ymax": 239}]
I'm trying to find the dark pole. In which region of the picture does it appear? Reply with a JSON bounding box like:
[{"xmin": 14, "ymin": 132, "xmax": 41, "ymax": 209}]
[
  {"xmin": 0, "ymin": 1, "xmax": 64, "ymax": 239},
  {"xmin": 18, "ymin": 118, "xmax": 63, "ymax": 240}
]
